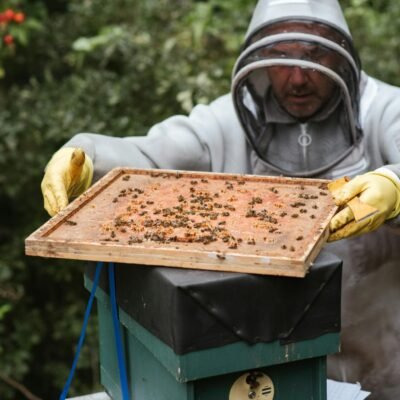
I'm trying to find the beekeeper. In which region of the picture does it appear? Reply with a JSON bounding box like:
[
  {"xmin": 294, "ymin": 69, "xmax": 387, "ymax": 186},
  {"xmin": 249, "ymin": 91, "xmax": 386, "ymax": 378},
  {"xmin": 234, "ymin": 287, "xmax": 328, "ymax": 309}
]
[{"xmin": 41, "ymin": 0, "xmax": 400, "ymax": 398}]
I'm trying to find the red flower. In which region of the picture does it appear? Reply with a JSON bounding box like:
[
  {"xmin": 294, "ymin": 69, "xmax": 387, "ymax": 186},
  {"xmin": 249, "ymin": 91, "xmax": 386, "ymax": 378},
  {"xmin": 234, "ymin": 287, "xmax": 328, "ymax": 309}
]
[
  {"xmin": 14, "ymin": 12, "xmax": 25, "ymax": 23},
  {"xmin": 4, "ymin": 9, "xmax": 14, "ymax": 21},
  {"xmin": 3, "ymin": 34, "xmax": 14, "ymax": 46}
]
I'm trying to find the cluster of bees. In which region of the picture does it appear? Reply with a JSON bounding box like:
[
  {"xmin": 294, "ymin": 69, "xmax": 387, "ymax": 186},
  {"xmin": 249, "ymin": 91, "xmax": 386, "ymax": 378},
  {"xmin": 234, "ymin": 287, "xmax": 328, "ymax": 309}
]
[{"xmin": 99, "ymin": 174, "xmax": 329, "ymax": 253}]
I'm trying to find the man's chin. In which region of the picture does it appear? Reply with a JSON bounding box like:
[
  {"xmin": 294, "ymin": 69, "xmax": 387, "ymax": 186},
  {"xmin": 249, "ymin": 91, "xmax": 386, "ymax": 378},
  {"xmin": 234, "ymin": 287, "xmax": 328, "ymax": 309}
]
[
  {"xmin": 287, "ymin": 110, "xmax": 315, "ymax": 120},
  {"xmin": 284, "ymin": 103, "xmax": 318, "ymax": 120}
]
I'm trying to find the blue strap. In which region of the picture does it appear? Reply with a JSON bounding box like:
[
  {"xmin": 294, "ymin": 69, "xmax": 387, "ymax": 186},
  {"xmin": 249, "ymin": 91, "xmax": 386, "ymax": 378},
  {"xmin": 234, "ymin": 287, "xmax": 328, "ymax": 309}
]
[
  {"xmin": 59, "ymin": 261, "xmax": 104, "ymax": 400},
  {"xmin": 59, "ymin": 261, "xmax": 131, "ymax": 400},
  {"xmin": 108, "ymin": 262, "xmax": 131, "ymax": 400}
]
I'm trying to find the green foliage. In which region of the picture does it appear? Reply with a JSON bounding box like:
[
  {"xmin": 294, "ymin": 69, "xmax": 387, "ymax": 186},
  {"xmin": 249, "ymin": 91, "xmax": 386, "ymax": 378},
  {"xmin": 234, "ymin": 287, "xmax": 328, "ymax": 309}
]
[
  {"xmin": 0, "ymin": 0, "xmax": 399, "ymax": 398},
  {"xmin": 342, "ymin": 0, "xmax": 400, "ymax": 85},
  {"xmin": 0, "ymin": 0, "xmax": 252, "ymax": 398},
  {"xmin": 0, "ymin": 1, "xmax": 45, "ymax": 79}
]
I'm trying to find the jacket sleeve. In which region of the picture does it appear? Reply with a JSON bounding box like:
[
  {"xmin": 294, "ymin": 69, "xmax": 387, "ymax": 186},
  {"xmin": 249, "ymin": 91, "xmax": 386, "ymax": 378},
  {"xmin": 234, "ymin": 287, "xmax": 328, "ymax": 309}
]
[
  {"xmin": 63, "ymin": 95, "xmax": 238, "ymax": 182},
  {"xmin": 363, "ymin": 76, "xmax": 400, "ymax": 226},
  {"xmin": 365, "ymin": 77, "xmax": 400, "ymax": 176}
]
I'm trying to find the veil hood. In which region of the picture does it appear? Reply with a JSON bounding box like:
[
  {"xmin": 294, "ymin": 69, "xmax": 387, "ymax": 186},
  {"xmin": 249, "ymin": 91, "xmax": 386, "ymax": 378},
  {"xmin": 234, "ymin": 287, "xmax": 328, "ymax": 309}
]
[
  {"xmin": 246, "ymin": 0, "xmax": 352, "ymax": 40},
  {"xmin": 232, "ymin": 0, "xmax": 362, "ymax": 177}
]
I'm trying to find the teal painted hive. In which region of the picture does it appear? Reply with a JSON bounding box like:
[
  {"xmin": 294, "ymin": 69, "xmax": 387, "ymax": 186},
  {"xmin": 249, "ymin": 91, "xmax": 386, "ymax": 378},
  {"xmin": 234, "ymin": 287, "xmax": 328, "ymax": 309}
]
[{"xmin": 84, "ymin": 251, "xmax": 342, "ymax": 400}]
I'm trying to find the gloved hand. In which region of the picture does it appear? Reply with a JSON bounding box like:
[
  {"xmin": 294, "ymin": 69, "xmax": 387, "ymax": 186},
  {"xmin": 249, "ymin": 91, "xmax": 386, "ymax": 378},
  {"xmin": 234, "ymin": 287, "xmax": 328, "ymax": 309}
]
[
  {"xmin": 41, "ymin": 147, "xmax": 93, "ymax": 216},
  {"xmin": 328, "ymin": 171, "xmax": 400, "ymax": 242}
]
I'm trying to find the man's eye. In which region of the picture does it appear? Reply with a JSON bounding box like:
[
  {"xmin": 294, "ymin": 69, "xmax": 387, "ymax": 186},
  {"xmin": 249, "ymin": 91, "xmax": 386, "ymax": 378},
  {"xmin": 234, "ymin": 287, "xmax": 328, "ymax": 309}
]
[{"xmin": 309, "ymin": 48, "xmax": 328, "ymax": 60}]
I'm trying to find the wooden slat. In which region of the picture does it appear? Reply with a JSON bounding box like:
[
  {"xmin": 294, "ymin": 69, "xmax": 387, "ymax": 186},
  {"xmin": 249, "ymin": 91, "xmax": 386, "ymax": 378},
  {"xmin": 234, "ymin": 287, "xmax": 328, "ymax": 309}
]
[{"xmin": 25, "ymin": 168, "xmax": 337, "ymax": 277}]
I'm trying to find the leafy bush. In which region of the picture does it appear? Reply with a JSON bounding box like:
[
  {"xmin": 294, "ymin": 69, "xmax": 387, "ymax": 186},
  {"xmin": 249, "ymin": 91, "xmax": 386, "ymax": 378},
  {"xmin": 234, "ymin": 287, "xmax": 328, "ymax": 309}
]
[
  {"xmin": 343, "ymin": 0, "xmax": 400, "ymax": 86},
  {"xmin": 0, "ymin": 1, "xmax": 45, "ymax": 81},
  {"xmin": 0, "ymin": 0, "xmax": 253, "ymax": 398}
]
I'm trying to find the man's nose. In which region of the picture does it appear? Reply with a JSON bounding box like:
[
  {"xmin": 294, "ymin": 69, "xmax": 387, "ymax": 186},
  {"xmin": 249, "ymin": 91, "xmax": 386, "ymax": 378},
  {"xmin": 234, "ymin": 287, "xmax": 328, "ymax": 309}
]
[{"xmin": 289, "ymin": 66, "xmax": 309, "ymax": 86}]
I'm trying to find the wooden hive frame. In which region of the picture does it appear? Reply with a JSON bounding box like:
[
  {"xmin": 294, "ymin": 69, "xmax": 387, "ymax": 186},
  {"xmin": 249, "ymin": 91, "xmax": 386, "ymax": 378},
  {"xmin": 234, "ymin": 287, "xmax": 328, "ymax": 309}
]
[{"xmin": 25, "ymin": 168, "xmax": 337, "ymax": 277}]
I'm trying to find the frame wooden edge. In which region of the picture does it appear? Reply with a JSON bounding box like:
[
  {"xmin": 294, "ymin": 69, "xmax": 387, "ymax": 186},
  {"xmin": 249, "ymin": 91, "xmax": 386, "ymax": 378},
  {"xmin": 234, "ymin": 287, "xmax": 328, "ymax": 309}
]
[{"xmin": 25, "ymin": 238, "xmax": 307, "ymax": 277}]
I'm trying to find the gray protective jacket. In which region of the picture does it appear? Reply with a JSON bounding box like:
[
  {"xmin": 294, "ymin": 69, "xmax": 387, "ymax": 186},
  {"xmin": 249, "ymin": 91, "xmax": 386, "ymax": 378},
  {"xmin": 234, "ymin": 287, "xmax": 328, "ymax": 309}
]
[{"xmin": 64, "ymin": 1, "xmax": 400, "ymax": 397}]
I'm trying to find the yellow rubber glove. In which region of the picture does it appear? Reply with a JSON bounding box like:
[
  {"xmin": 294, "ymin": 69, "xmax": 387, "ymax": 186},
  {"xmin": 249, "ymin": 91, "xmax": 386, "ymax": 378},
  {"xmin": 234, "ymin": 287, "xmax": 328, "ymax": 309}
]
[
  {"xmin": 41, "ymin": 147, "xmax": 93, "ymax": 216},
  {"xmin": 328, "ymin": 171, "xmax": 400, "ymax": 242}
]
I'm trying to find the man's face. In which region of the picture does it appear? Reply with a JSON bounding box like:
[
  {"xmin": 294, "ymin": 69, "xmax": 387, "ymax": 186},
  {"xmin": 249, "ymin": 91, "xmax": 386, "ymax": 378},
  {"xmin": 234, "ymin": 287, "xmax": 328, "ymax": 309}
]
[
  {"xmin": 267, "ymin": 47, "xmax": 337, "ymax": 120},
  {"xmin": 257, "ymin": 22, "xmax": 344, "ymax": 120}
]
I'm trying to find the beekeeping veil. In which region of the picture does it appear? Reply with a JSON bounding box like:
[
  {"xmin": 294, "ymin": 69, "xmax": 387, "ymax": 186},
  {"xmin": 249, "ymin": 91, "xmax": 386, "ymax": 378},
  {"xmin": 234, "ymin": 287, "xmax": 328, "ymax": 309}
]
[{"xmin": 232, "ymin": 0, "xmax": 362, "ymax": 176}]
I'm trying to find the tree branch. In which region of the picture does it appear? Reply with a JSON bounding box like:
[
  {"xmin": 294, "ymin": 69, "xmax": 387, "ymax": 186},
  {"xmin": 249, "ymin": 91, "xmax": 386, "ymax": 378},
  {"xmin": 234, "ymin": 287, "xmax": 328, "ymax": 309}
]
[{"xmin": 0, "ymin": 372, "xmax": 43, "ymax": 400}]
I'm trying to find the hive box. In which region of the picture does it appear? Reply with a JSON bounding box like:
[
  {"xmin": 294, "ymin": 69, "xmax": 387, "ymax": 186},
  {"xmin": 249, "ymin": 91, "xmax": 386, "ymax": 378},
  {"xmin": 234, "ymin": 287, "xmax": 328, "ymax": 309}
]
[{"xmin": 85, "ymin": 251, "xmax": 342, "ymax": 400}]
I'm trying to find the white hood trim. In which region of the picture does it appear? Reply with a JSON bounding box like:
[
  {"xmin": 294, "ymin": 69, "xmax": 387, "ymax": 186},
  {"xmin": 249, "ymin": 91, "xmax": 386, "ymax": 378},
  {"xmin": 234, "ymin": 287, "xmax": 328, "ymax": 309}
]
[{"xmin": 233, "ymin": 32, "xmax": 358, "ymax": 80}]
